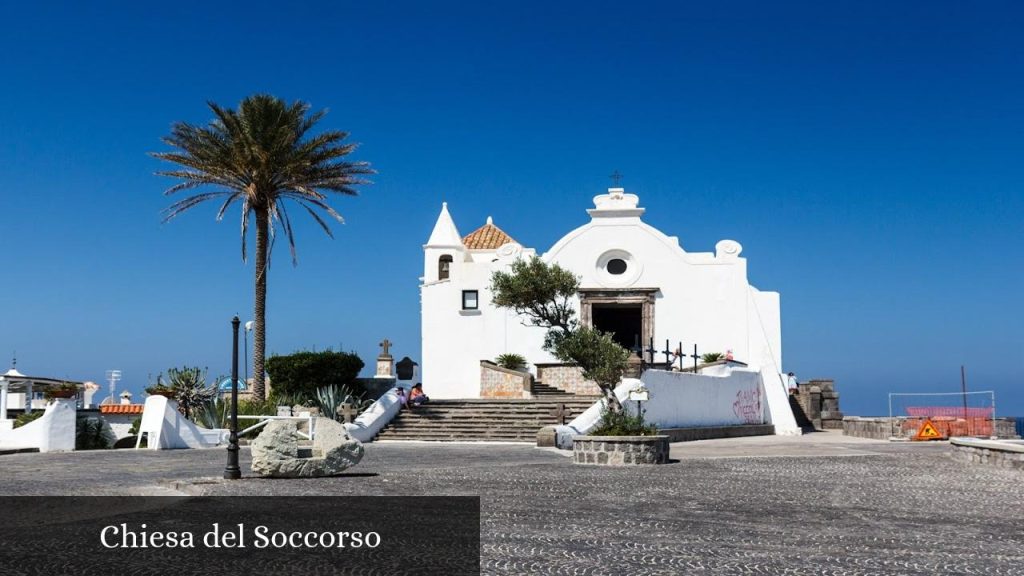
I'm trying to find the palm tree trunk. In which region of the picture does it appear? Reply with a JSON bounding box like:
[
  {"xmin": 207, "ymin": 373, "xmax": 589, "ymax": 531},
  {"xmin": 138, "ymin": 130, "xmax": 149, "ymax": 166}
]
[{"xmin": 252, "ymin": 211, "xmax": 269, "ymax": 401}]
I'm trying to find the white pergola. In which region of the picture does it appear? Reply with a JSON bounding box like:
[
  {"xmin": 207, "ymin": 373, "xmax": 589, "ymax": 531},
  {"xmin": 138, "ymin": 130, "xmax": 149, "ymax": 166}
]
[{"xmin": 0, "ymin": 367, "xmax": 83, "ymax": 421}]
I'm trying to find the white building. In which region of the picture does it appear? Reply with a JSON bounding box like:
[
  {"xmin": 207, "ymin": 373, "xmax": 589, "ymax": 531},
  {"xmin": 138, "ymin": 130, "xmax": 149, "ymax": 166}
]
[{"xmin": 420, "ymin": 187, "xmax": 783, "ymax": 400}]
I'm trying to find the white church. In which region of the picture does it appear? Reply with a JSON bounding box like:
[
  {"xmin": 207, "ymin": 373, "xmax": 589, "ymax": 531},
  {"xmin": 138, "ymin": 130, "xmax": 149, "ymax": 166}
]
[{"xmin": 420, "ymin": 186, "xmax": 783, "ymax": 400}]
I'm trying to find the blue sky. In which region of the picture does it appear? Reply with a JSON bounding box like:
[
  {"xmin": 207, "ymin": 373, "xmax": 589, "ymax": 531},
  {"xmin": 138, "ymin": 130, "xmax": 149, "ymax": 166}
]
[{"xmin": 0, "ymin": 1, "xmax": 1021, "ymax": 416}]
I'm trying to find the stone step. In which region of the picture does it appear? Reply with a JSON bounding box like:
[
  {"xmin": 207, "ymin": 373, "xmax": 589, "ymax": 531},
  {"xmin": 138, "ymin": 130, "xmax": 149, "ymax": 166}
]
[
  {"xmin": 377, "ymin": 429, "xmax": 536, "ymax": 437},
  {"xmin": 397, "ymin": 408, "xmax": 591, "ymax": 415},
  {"xmin": 380, "ymin": 420, "xmax": 552, "ymax": 428},
  {"xmin": 406, "ymin": 401, "xmax": 597, "ymax": 408},
  {"xmin": 395, "ymin": 407, "xmax": 593, "ymax": 416},
  {"xmin": 375, "ymin": 397, "xmax": 601, "ymax": 442},
  {"xmin": 376, "ymin": 434, "xmax": 536, "ymax": 438}
]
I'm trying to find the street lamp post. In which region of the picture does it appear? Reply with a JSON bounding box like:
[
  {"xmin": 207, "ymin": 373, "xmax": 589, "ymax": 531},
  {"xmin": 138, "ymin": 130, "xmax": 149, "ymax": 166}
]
[
  {"xmin": 244, "ymin": 320, "xmax": 254, "ymax": 388},
  {"xmin": 224, "ymin": 316, "xmax": 241, "ymax": 480}
]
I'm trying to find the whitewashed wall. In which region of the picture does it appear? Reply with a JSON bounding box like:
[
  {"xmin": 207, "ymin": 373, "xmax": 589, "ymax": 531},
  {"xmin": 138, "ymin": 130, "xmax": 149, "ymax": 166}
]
[
  {"xmin": 0, "ymin": 399, "xmax": 76, "ymax": 452},
  {"xmin": 552, "ymin": 368, "xmax": 799, "ymax": 448},
  {"xmin": 636, "ymin": 369, "xmax": 766, "ymax": 428}
]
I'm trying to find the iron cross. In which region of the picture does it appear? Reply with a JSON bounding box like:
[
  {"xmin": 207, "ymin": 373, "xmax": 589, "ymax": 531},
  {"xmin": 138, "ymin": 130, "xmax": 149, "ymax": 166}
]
[
  {"xmin": 609, "ymin": 170, "xmax": 623, "ymax": 186},
  {"xmin": 661, "ymin": 339, "xmax": 674, "ymax": 366}
]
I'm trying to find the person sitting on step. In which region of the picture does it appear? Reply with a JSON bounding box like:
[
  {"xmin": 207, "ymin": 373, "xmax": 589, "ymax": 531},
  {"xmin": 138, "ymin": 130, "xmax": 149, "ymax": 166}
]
[
  {"xmin": 409, "ymin": 383, "xmax": 430, "ymax": 408},
  {"xmin": 395, "ymin": 387, "xmax": 408, "ymax": 409}
]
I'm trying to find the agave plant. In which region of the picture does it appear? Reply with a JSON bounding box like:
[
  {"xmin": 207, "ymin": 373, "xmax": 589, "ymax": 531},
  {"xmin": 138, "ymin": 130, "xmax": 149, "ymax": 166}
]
[
  {"xmin": 701, "ymin": 352, "xmax": 725, "ymax": 364},
  {"xmin": 193, "ymin": 395, "xmax": 226, "ymax": 429},
  {"xmin": 314, "ymin": 384, "xmax": 370, "ymax": 422},
  {"xmin": 495, "ymin": 353, "xmax": 527, "ymax": 371},
  {"xmin": 164, "ymin": 366, "xmax": 217, "ymax": 419}
]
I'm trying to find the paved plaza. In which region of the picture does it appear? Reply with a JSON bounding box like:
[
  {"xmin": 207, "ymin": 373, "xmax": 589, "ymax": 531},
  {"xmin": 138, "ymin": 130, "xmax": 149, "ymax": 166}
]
[{"xmin": 1, "ymin": 433, "xmax": 1021, "ymax": 575}]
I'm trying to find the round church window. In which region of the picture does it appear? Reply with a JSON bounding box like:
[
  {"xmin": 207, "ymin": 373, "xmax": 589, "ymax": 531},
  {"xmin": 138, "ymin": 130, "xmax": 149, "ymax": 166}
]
[{"xmin": 596, "ymin": 249, "xmax": 641, "ymax": 287}]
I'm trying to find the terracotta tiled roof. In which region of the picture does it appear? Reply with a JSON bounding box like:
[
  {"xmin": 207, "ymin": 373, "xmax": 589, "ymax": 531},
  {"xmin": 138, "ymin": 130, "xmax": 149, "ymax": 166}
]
[
  {"xmin": 462, "ymin": 218, "xmax": 516, "ymax": 250},
  {"xmin": 99, "ymin": 404, "xmax": 145, "ymax": 415}
]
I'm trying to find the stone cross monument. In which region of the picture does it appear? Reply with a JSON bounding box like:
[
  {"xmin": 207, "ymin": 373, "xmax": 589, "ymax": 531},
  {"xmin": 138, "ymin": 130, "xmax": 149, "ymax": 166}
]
[{"xmin": 374, "ymin": 338, "xmax": 395, "ymax": 379}]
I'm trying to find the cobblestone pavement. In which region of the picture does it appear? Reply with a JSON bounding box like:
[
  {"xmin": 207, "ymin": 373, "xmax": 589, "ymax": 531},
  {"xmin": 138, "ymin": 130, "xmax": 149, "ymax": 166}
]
[{"xmin": 1, "ymin": 433, "xmax": 1021, "ymax": 575}]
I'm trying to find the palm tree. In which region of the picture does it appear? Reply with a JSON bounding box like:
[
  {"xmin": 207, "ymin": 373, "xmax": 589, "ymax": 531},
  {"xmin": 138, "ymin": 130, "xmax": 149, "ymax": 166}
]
[{"xmin": 153, "ymin": 94, "xmax": 373, "ymax": 400}]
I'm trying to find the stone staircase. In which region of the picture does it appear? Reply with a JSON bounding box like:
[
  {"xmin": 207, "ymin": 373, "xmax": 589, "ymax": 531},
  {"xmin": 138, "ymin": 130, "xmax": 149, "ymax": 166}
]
[
  {"xmin": 530, "ymin": 382, "xmax": 571, "ymax": 396},
  {"xmin": 374, "ymin": 398, "xmax": 599, "ymax": 442}
]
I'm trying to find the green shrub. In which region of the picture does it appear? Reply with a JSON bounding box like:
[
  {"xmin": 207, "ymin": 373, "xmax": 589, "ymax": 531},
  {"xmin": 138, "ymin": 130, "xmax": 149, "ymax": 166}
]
[
  {"xmin": 495, "ymin": 353, "xmax": 527, "ymax": 371},
  {"xmin": 13, "ymin": 412, "xmax": 44, "ymax": 428},
  {"xmin": 76, "ymin": 414, "xmax": 116, "ymax": 450},
  {"xmin": 590, "ymin": 406, "xmax": 658, "ymax": 436},
  {"xmin": 266, "ymin": 350, "xmax": 364, "ymax": 398},
  {"xmin": 43, "ymin": 382, "xmax": 79, "ymax": 400}
]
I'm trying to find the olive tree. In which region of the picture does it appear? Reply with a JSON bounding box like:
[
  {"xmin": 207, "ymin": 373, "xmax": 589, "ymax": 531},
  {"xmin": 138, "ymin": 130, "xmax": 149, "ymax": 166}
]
[{"xmin": 490, "ymin": 257, "xmax": 629, "ymax": 413}]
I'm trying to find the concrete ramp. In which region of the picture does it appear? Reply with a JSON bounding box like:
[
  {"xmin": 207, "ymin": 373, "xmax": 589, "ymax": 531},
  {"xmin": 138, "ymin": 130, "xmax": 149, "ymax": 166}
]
[
  {"xmin": 0, "ymin": 399, "xmax": 76, "ymax": 453},
  {"xmin": 136, "ymin": 395, "xmax": 228, "ymax": 449}
]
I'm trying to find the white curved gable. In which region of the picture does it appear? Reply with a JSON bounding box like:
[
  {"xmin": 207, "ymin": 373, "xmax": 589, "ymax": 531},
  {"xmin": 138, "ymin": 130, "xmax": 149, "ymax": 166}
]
[{"xmin": 543, "ymin": 189, "xmax": 739, "ymax": 290}]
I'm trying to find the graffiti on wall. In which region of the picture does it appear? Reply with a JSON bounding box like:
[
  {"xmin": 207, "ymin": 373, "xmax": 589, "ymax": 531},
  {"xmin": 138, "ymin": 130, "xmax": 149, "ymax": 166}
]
[{"xmin": 732, "ymin": 386, "xmax": 762, "ymax": 424}]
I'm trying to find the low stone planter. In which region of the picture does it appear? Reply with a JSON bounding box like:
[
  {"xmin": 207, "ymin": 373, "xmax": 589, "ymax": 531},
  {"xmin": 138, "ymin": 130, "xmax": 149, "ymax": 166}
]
[{"xmin": 573, "ymin": 435, "xmax": 669, "ymax": 466}]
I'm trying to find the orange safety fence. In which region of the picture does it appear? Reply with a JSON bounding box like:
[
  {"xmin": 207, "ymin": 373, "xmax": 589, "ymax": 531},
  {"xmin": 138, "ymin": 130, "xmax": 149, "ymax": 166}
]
[
  {"xmin": 900, "ymin": 416, "xmax": 993, "ymax": 439},
  {"xmin": 905, "ymin": 406, "xmax": 993, "ymax": 418}
]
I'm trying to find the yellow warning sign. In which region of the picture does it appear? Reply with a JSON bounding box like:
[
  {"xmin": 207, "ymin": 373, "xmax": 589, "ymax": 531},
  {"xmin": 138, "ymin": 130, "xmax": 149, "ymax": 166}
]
[{"xmin": 914, "ymin": 419, "xmax": 943, "ymax": 441}]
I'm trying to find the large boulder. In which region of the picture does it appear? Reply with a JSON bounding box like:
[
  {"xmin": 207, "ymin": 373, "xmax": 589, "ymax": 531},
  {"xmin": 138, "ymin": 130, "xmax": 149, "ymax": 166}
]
[{"xmin": 250, "ymin": 417, "xmax": 364, "ymax": 478}]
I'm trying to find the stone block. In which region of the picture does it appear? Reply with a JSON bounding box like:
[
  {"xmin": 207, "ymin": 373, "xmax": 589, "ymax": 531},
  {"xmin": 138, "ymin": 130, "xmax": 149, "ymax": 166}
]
[
  {"xmin": 251, "ymin": 418, "xmax": 364, "ymax": 478},
  {"xmin": 536, "ymin": 426, "xmax": 557, "ymax": 448}
]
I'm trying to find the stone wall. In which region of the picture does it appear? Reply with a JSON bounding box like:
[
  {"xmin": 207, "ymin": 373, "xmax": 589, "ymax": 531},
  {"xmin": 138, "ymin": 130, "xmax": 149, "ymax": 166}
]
[
  {"xmin": 572, "ymin": 435, "xmax": 669, "ymax": 465},
  {"xmin": 535, "ymin": 363, "xmax": 601, "ymax": 396},
  {"xmin": 950, "ymin": 438, "xmax": 1024, "ymax": 469},
  {"xmin": 795, "ymin": 379, "xmax": 844, "ymax": 430},
  {"xmin": 843, "ymin": 416, "xmax": 1019, "ymax": 440},
  {"xmin": 479, "ymin": 361, "xmax": 531, "ymax": 399}
]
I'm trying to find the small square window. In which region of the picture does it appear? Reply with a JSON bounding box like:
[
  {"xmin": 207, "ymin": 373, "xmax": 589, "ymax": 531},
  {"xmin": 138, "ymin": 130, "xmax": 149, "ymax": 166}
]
[{"xmin": 462, "ymin": 290, "xmax": 479, "ymax": 310}]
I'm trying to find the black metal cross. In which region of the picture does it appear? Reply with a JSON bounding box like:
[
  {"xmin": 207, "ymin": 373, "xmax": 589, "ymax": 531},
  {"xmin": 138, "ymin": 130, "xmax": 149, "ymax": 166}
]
[
  {"xmin": 549, "ymin": 403, "xmax": 571, "ymax": 425},
  {"xmin": 645, "ymin": 337, "xmax": 656, "ymax": 365},
  {"xmin": 677, "ymin": 342, "xmax": 685, "ymax": 371},
  {"xmin": 661, "ymin": 339, "xmax": 674, "ymax": 367},
  {"xmin": 691, "ymin": 344, "xmax": 699, "ymax": 372},
  {"xmin": 609, "ymin": 170, "xmax": 623, "ymax": 186}
]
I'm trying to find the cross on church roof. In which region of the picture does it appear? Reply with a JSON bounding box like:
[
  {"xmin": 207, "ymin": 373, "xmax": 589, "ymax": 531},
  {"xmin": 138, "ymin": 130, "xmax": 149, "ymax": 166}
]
[{"xmin": 609, "ymin": 170, "xmax": 623, "ymax": 186}]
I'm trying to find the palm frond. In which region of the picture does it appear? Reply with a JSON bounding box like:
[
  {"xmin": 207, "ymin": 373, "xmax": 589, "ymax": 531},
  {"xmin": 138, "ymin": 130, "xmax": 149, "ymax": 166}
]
[{"xmin": 154, "ymin": 94, "xmax": 373, "ymax": 264}]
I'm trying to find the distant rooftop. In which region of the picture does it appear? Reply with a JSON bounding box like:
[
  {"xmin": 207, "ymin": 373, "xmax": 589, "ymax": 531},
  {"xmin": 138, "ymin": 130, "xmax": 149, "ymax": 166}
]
[{"xmin": 99, "ymin": 404, "xmax": 144, "ymax": 415}]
